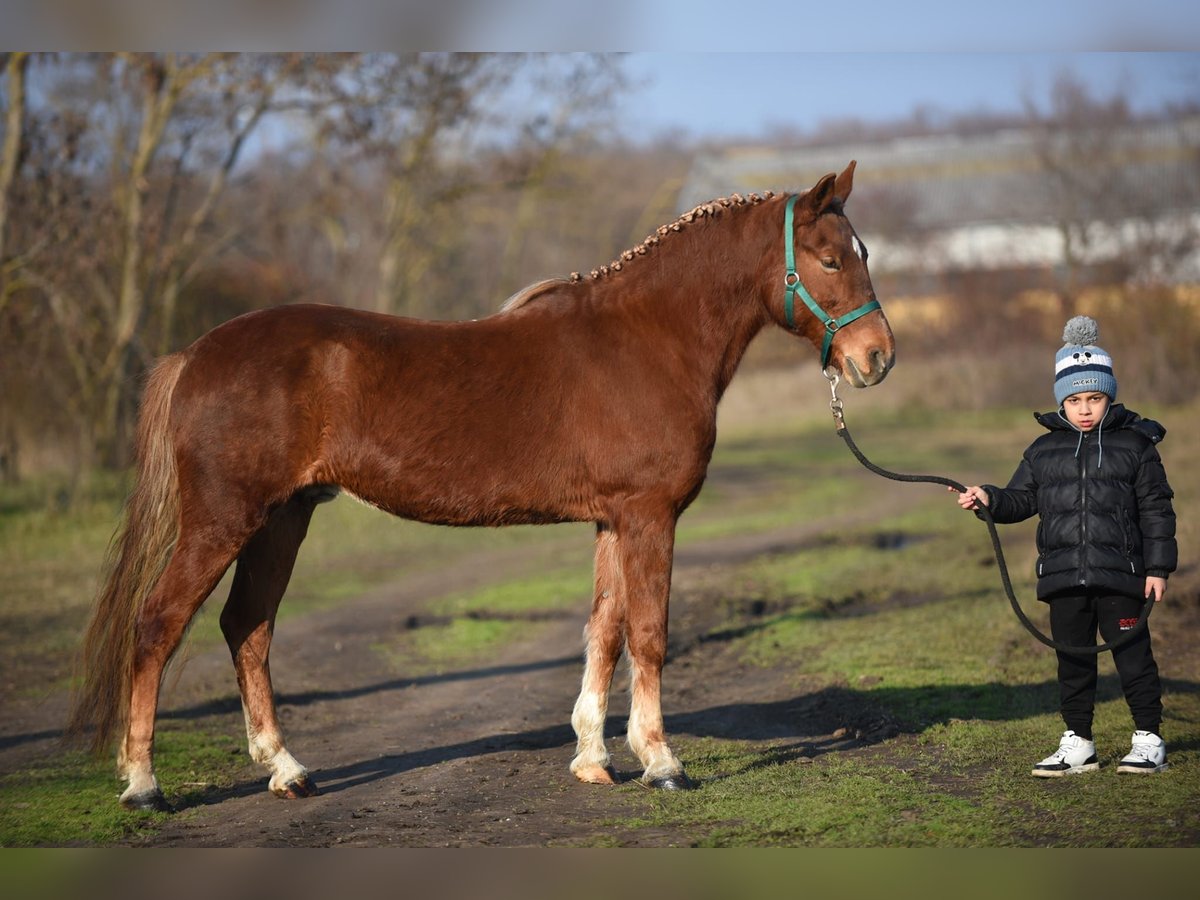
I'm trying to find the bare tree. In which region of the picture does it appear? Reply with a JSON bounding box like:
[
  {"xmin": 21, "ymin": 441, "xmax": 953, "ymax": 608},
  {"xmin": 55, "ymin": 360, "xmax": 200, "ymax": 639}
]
[
  {"xmin": 492, "ymin": 55, "xmax": 627, "ymax": 299},
  {"xmin": 5, "ymin": 54, "xmax": 325, "ymax": 467},
  {"xmin": 2, "ymin": 53, "xmax": 632, "ymax": 477},
  {"xmin": 0, "ymin": 52, "xmax": 30, "ymax": 315},
  {"xmin": 0, "ymin": 53, "xmax": 31, "ymax": 481}
]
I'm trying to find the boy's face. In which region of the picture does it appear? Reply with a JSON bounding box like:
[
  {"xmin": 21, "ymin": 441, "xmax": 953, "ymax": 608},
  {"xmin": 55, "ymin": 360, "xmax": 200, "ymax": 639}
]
[{"xmin": 1062, "ymin": 392, "xmax": 1111, "ymax": 431}]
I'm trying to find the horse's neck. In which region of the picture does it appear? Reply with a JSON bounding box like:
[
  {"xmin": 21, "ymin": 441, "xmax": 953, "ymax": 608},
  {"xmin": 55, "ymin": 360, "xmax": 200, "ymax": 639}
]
[{"xmin": 588, "ymin": 209, "xmax": 776, "ymax": 400}]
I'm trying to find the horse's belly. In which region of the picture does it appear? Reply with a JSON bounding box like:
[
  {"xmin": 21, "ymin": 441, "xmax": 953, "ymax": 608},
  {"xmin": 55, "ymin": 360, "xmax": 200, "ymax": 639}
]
[{"xmin": 338, "ymin": 463, "xmax": 593, "ymax": 527}]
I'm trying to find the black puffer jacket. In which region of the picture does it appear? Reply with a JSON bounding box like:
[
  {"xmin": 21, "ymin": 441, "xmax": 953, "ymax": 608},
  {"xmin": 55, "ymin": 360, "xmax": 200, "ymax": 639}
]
[{"xmin": 983, "ymin": 404, "xmax": 1177, "ymax": 601}]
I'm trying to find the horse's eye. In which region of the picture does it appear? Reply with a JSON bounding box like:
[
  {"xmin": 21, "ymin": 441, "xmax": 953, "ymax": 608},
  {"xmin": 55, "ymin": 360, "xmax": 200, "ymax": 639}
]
[{"xmin": 820, "ymin": 256, "xmax": 841, "ymax": 272}]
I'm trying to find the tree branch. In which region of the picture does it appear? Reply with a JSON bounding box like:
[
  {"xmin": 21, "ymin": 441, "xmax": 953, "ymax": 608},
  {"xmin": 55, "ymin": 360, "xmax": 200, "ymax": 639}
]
[{"xmin": 0, "ymin": 51, "xmax": 30, "ymax": 316}]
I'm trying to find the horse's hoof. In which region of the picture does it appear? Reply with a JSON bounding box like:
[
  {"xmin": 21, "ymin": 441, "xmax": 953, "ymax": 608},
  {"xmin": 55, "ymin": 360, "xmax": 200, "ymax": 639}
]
[
  {"xmin": 120, "ymin": 788, "xmax": 173, "ymax": 812},
  {"xmin": 573, "ymin": 764, "xmax": 620, "ymax": 785},
  {"xmin": 274, "ymin": 775, "xmax": 320, "ymax": 799},
  {"xmin": 646, "ymin": 772, "xmax": 695, "ymax": 791}
]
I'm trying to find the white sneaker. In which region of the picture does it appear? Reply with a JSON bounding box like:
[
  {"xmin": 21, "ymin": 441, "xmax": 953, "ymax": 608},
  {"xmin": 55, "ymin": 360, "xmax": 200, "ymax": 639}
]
[
  {"xmin": 1032, "ymin": 730, "xmax": 1100, "ymax": 777},
  {"xmin": 1117, "ymin": 731, "xmax": 1168, "ymax": 774}
]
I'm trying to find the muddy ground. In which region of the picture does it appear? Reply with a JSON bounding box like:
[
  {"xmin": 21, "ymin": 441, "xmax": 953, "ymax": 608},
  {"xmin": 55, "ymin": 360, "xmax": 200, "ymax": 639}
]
[
  {"xmin": 162, "ymin": 515, "xmax": 902, "ymax": 848},
  {"xmin": 1, "ymin": 466, "xmax": 935, "ymax": 846},
  {"xmin": 4, "ymin": 465, "xmax": 1195, "ymax": 847}
]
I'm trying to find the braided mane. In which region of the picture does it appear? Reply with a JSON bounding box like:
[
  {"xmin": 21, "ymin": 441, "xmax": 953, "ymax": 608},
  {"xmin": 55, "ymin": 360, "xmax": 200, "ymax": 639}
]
[{"xmin": 501, "ymin": 190, "xmax": 776, "ymax": 312}]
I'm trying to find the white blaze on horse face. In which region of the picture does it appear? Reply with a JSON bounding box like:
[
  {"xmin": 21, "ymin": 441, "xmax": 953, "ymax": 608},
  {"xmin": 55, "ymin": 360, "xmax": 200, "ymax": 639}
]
[{"xmin": 850, "ymin": 235, "xmax": 865, "ymax": 261}]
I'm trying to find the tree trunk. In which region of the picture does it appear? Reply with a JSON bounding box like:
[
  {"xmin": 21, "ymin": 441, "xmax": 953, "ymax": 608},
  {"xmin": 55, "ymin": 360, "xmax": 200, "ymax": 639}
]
[
  {"xmin": 101, "ymin": 56, "xmax": 188, "ymax": 468},
  {"xmin": 0, "ymin": 52, "xmax": 30, "ymax": 312}
]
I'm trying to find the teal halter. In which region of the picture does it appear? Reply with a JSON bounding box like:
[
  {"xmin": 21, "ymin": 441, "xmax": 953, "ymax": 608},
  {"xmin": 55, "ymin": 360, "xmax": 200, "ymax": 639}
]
[{"xmin": 783, "ymin": 193, "xmax": 882, "ymax": 370}]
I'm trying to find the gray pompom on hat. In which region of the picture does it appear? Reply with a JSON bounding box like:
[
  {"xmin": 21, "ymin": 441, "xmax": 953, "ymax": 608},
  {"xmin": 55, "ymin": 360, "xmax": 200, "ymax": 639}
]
[{"xmin": 1054, "ymin": 315, "xmax": 1117, "ymax": 404}]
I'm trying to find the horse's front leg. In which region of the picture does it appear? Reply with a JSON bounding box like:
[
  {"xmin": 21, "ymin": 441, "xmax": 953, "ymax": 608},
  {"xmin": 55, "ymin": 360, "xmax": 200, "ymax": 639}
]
[
  {"xmin": 570, "ymin": 524, "xmax": 624, "ymax": 785},
  {"xmin": 620, "ymin": 504, "xmax": 692, "ymax": 790}
]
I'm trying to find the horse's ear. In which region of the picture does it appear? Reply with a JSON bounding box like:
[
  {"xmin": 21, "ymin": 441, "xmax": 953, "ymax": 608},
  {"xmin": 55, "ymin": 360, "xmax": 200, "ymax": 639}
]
[
  {"xmin": 834, "ymin": 160, "xmax": 856, "ymax": 203},
  {"xmin": 798, "ymin": 172, "xmax": 837, "ymax": 221}
]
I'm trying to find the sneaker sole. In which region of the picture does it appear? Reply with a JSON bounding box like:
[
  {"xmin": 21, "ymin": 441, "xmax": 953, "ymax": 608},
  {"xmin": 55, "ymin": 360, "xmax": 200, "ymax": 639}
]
[
  {"xmin": 1117, "ymin": 762, "xmax": 1168, "ymax": 774},
  {"xmin": 1031, "ymin": 762, "xmax": 1100, "ymax": 777}
]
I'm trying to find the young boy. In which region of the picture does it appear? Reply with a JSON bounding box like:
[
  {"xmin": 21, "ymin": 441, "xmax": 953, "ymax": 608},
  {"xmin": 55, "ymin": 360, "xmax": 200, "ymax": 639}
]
[{"xmin": 955, "ymin": 316, "xmax": 1177, "ymax": 776}]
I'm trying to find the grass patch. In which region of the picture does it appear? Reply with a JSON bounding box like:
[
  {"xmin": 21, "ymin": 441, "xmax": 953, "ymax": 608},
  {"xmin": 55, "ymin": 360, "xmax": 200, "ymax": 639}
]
[
  {"xmin": 375, "ymin": 616, "xmax": 527, "ymax": 672},
  {"xmin": 373, "ymin": 567, "xmax": 593, "ymax": 672},
  {"xmin": 604, "ymin": 398, "xmax": 1200, "ymax": 846},
  {"xmin": 623, "ymin": 454, "xmax": 1200, "ymax": 846},
  {"xmin": 624, "ymin": 739, "xmax": 1001, "ymax": 847},
  {"xmin": 430, "ymin": 568, "xmax": 592, "ymax": 618},
  {"xmin": 624, "ymin": 697, "xmax": 1200, "ymax": 847},
  {"xmin": 710, "ymin": 493, "xmax": 1045, "ymax": 714},
  {"xmin": 0, "ymin": 723, "xmax": 250, "ymax": 847}
]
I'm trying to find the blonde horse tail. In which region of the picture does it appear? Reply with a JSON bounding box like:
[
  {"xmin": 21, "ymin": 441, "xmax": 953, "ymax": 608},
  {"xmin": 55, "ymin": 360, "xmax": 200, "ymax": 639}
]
[{"xmin": 66, "ymin": 353, "xmax": 187, "ymax": 755}]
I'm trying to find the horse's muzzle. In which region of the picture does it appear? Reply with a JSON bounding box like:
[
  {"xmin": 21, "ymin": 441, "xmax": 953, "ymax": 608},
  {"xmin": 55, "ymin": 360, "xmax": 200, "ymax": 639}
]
[{"xmin": 843, "ymin": 347, "xmax": 894, "ymax": 388}]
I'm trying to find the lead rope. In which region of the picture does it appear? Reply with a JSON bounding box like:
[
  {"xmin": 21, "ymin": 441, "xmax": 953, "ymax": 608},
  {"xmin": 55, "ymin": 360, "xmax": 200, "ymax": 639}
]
[{"xmin": 823, "ymin": 371, "xmax": 1153, "ymax": 655}]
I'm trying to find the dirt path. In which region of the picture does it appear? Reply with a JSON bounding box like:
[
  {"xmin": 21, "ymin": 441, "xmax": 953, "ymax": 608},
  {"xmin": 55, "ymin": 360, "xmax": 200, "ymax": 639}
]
[
  {"xmin": 0, "ymin": 471, "xmax": 924, "ymax": 847},
  {"xmin": 137, "ymin": 497, "xmax": 909, "ymax": 847}
]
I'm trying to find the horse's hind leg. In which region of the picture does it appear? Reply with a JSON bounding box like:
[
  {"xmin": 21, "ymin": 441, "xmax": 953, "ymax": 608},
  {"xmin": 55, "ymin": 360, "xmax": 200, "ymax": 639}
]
[
  {"xmin": 570, "ymin": 524, "xmax": 625, "ymax": 785},
  {"xmin": 120, "ymin": 531, "xmax": 248, "ymax": 810},
  {"xmin": 219, "ymin": 491, "xmax": 323, "ymax": 799}
]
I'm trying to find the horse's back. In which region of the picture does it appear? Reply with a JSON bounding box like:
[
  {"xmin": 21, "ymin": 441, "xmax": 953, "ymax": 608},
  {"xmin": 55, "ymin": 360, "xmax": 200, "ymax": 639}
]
[
  {"xmin": 166, "ymin": 304, "xmax": 578, "ymax": 519},
  {"xmin": 167, "ymin": 302, "xmax": 713, "ymax": 526}
]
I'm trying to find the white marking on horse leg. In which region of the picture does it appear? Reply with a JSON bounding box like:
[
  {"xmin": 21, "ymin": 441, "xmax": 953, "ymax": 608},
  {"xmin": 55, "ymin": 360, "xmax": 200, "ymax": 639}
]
[
  {"xmin": 627, "ymin": 659, "xmax": 683, "ymax": 782},
  {"xmin": 570, "ymin": 651, "xmax": 614, "ymax": 784},
  {"xmin": 266, "ymin": 749, "xmax": 311, "ymax": 797},
  {"xmin": 244, "ymin": 707, "xmax": 310, "ymax": 797},
  {"xmin": 118, "ymin": 720, "xmax": 164, "ymax": 811},
  {"xmin": 570, "ymin": 529, "xmax": 624, "ymax": 785},
  {"xmin": 119, "ymin": 770, "xmax": 162, "ymax": 806},
  {"xmin": 118, "ymin": 732, "xmax": 162, "ymax": 805}
]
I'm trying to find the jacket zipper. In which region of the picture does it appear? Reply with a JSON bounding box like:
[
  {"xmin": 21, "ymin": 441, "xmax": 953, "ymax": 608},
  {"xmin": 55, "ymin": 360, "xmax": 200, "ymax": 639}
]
[{"xmin": 1079, "ymin": 432, "xmax": 1088, "ymax": 587}]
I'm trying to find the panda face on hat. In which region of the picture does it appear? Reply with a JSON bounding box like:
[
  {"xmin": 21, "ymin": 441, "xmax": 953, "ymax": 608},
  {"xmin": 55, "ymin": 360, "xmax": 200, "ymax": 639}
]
[{"xmin": 1054, "ymin": 316, "xmax": 1117, "ymax": 406}]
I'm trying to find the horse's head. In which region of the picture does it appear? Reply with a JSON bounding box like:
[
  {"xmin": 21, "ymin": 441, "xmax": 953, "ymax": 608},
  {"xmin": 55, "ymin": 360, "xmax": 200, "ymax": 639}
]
[{"xmin": 772, "ymin": 161, "xmax": 894, "ymax": 388}]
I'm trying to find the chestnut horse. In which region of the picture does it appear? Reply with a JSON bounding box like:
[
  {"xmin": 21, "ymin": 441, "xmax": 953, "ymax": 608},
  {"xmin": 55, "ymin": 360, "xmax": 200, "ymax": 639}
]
[{"xmin": 68, "ymin": 162, "xmax": 894, "ymax": 810}]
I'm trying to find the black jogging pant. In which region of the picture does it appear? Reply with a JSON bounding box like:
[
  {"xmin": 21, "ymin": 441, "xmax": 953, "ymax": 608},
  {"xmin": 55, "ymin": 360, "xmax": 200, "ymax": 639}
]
[{"xmin": 1050, "ymin": 592, "xmax": 1163, "ymax": 740}]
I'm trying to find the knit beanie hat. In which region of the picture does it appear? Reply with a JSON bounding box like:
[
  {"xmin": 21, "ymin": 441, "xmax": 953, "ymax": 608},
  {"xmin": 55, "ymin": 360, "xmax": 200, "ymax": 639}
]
[{"xmin": 1054, "ymin": 316, "xmax": 1117, "ymax": 405}]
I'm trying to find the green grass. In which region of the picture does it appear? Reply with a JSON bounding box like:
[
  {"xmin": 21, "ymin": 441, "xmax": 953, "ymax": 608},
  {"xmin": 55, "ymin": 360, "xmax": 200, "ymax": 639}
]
[
  {"xmin": 609, "ymin": 474, "xmax": 1200, "ymax": 846},
  {"xmin": 371, "ymin": 567, "xmax": 594, "ymax": 671},
  {"xmin": 625, "ymin": 739, "xmax": 1002, "ymax": 847},
  {"xmin": 430, "ymin": 568, "xmax": 593, "ymax": 618},
  {"xmin": 375, "ymin": 616, "xmax": 527, "ymax": 671},
  {"xmin": 0, "ymin": 723, "xmax": 251, "ymax": 847},
  {"xmin": 734, "ymin": 510, "xmax": 1041, "ymax": 688},
  {"xmin": 622, "ymin": 705, "xmax": 1200, "ymax": 847}
]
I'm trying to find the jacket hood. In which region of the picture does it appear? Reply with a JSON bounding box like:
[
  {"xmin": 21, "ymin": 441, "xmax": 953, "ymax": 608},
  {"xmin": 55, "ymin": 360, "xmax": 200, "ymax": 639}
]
[{"xmin": 1034, "ymin": 403, "xmax": 1166, "ymax": 444}]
